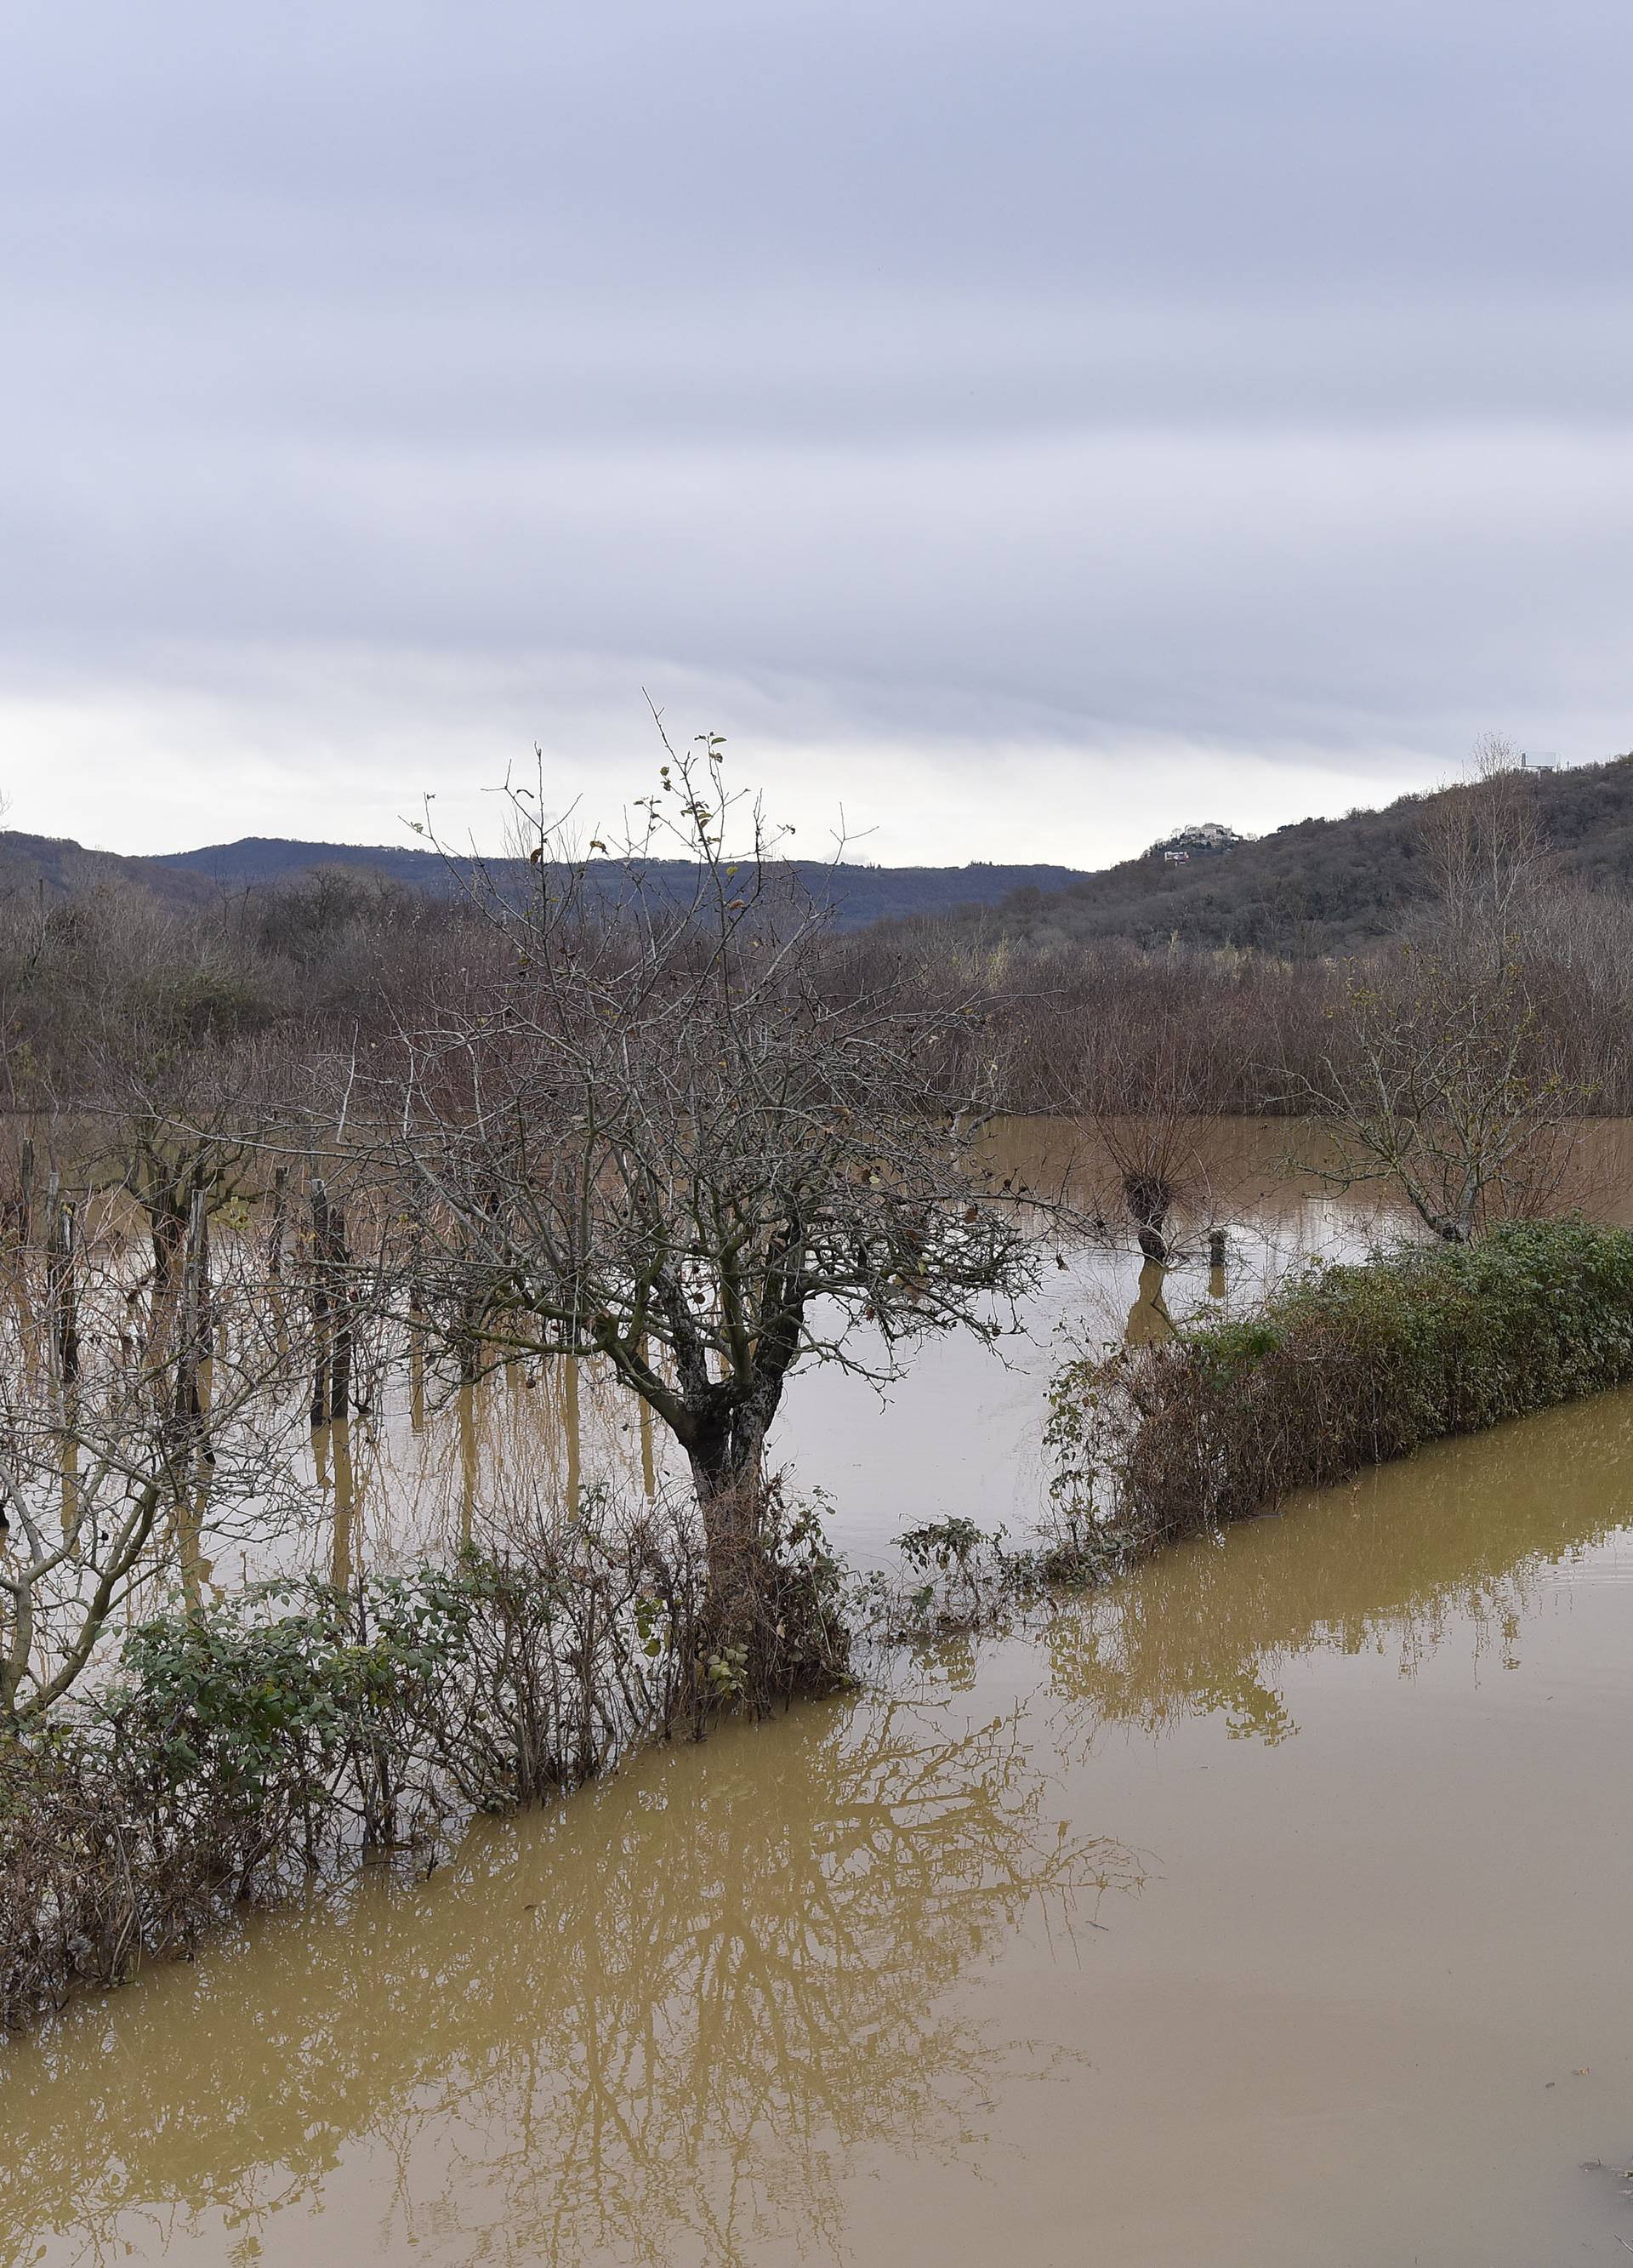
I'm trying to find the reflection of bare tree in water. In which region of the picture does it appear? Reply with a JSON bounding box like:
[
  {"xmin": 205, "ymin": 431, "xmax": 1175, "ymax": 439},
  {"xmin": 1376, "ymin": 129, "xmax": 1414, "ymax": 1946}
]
[
  {"xmin": 1043, "ymin": 1388, "xmax": 1633, "ymax": 1747},
  {"xmin": 2, "ymin": 1689, "xmax": 1136, "ymax": 2268},
  {"xmin": 364, "ymin": 1352, "xmax": 641, "ymax": 1571},
  {"xmin": 1122, "ymin": 1259, "xmax": 1174, "ymax": 1348}
]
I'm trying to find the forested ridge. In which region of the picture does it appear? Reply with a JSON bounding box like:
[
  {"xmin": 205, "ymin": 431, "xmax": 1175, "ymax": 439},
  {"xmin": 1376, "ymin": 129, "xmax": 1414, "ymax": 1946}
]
[
  {"xmin": 930, "ymin": 753, "xmax": 1633, "ymax": 956},
  {"xmin": 0, "ymin": 829, "xmax": 1090, "ymax": 932},
  {"xmin": 11, "ymin": 754, "xmax": 1633, "ymax": 953}
]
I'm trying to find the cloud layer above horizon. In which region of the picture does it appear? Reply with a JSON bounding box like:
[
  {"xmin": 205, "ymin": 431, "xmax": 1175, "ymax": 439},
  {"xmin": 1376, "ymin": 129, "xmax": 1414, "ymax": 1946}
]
[{"xmin": 3, "ymin": 0, "xmax": 1630, "ymax": 863}]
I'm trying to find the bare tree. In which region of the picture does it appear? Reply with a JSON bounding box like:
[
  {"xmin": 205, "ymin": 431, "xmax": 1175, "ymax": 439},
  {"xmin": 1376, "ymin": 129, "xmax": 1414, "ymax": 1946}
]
[
  {"xmin": 1294, "ymin": 735, "xmax": 1585, "ymax": 1240},
  {"xmin": 1300, "ymin": 946, "xmax": 1577, "ymax": 1242},
  {"xmin": 385, "ymin": 732, "xmax": 1035, "ymax": 1626},
  {"xmin": 1418, "ymin": 732, "xmax": 1546, "ymax": 967}
]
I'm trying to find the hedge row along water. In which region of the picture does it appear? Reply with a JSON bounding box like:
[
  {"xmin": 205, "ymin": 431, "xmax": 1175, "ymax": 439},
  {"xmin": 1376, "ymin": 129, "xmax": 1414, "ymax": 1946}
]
[
  {"xmin": 0, "ymin": 1490, "xmax": 848, "ymax": 2042},
  {"xmin": 1047, "ymin": 1219, "xmax": 1633, "ymax": 1572}
]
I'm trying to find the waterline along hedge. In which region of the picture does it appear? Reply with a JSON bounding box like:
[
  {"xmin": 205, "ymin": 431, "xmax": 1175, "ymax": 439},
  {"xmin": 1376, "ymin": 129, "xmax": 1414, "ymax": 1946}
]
[
  {"xmin": 1047, "ymin": 1219, "xmax": 1633, "ymax": 1571},
  {"xmin": 0, "ymin": 1489, "xmax": 849, "ymax": 2043}
]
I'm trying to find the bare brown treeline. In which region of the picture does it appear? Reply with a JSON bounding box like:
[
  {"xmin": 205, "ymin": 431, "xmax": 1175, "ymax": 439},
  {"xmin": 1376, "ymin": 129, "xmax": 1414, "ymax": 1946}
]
[
  {"xmin": 0, "ymin": 759, "xmax": 1626, "ymax": 1304},
  {"xmin": 0, "ymin": 761, "xmax": 1629, "ymax": 1138}
]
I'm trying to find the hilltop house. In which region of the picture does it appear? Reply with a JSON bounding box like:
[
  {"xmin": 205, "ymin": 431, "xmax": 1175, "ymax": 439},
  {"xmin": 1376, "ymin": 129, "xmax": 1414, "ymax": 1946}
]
[{"xmin": 1150, "ymin": 822, "xmax": 1247, "ymax": 862}]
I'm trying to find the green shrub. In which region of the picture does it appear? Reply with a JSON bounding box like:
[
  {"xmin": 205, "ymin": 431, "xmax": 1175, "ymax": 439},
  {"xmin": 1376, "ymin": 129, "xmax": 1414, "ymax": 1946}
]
[
  {"xmin": 1047, "ymin": 1218, "xmax": 1633, "ymax": 1573},
  {"xmin": 0, "ymin": 1484, "xmax": 851, "ymax": 2043}
]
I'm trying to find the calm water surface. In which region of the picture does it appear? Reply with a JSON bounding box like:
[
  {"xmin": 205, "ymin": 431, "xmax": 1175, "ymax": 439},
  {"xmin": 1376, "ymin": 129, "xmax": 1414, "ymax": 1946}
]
[
  {"xmin": 299, "ymin": 1117, "xmax": 1395, "ymax": 1580},
  {"xmin": 8, "ymin": 1377, "xmax": 1633, "ymax": 2265}
]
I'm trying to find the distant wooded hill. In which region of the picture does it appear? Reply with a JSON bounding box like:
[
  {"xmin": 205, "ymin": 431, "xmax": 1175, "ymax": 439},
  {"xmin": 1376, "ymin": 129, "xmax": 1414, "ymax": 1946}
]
[
  {"xmin": 6, "ymin": 751, "xmax": 1632, "ymax": 952},
  {"xmin": 161, "ymin": 841, "xmax": 1099, "ymax": 928},
  {"xmin": 0, "ymin": 830, "xmax": 1092, "ymax": 932},
  {"xmin": 928, "ymin": 755, "xmax": 1633, "ymax": 957}
]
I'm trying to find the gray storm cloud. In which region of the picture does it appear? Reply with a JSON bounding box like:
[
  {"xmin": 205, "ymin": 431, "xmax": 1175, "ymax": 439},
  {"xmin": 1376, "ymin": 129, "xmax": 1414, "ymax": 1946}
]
[{"xmin": 2, "ymin": 0, "xmax": 1630, "ymax": 858}]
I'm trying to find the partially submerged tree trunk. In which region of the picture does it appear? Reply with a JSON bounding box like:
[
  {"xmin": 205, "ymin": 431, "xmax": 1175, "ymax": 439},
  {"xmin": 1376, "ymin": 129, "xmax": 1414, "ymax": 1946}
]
[
  {"xmin": 590, "ymin": 1282, "xmax": 805, "ymax": 1640},
  {"xmin": 1122, "ymin": 1170, "xmax": 1174, "ymax": 1263}
]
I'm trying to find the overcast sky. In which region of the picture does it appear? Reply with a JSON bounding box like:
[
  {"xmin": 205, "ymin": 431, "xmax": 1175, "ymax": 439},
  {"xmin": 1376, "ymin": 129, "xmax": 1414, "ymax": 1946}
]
[{"xmin": 3, "ymin": 0, "xmax": 1630, "ymax": 866}]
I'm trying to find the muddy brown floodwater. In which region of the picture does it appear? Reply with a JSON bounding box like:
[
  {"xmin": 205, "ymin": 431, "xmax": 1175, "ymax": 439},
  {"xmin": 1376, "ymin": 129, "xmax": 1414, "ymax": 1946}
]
[{"xmin": 8, "ymin": 1371, "xmax": 1633, "ymax": 2265}]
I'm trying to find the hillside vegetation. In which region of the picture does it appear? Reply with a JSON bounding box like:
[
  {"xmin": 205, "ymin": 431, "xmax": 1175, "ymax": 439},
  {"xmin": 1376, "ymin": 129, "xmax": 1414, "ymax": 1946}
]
[
  {"xmin": 948, "ymin": 754, "xmax": 1633, "ymax": 956},
  {"xmin": 153, "ymin": 840, "xmax": 1092, "ymax": 931},
  {"xmin": 6, "ymin": 753, "xmax": 1633, "ymax": 957},
  {"xmin": 0, "ymin": 831, "xmax": 223, "ymax": 914}
]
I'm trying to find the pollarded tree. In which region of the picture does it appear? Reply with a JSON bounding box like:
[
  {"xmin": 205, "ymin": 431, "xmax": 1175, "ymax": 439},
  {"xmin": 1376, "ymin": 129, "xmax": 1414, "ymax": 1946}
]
[
  {"xmin": 1035, "ymin": 943, "xmax": 1248, "ymax": 1261},
  {"xmin": 389, "ymin": 732, "xmax": 1036, "ymax": 1622}
]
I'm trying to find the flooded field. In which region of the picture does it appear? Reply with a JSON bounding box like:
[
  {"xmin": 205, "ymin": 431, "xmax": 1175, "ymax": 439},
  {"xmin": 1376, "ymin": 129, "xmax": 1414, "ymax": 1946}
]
[
  {"xmin": 274, "ymin": 1110, "xmax": 1633, "ymax": 1580},
  {"xmin": 9, "ymin": 1116, "xmax": 1633, "ymax": 2263},
  {"xmin": 9, "ymin": 1372, "xmax": 1633, "ymax": 2262},
  {"xmin": 283, "ymin": 1115, "xmax": 1403, "ymax": 1581}
]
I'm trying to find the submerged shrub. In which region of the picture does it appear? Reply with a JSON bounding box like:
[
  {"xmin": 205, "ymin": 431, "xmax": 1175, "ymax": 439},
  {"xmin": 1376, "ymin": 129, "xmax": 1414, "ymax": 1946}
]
[
  {"xmin": 0, "ymin": 1485, "xmax": 848, "ymax": 2042},
  {"xmin": 1048, "ymin": 1218, "xmax": 1633, "ymax": 1574}
]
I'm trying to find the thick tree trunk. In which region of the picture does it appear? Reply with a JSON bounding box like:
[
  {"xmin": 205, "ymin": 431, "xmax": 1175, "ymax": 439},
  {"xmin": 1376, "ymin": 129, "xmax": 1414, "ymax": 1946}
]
[
  {"xmin": 152, "ymin": 1203, "xmax": 186, "ymax": 1299},
  {"xmin": 1123, "ymin": 1170, "xmax": 1174, "ymax": 1265},
  {"xmin": 690, "ymin": 1425, "xmax": 764, "ymax": 1534},
  {"xmin": 603, "ymin": 1279, "xmax": 806, "ymax": 1646},
  {"xmin": 687, "ymin": 1409, "xmax": 771, "ymax": 1633}
]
